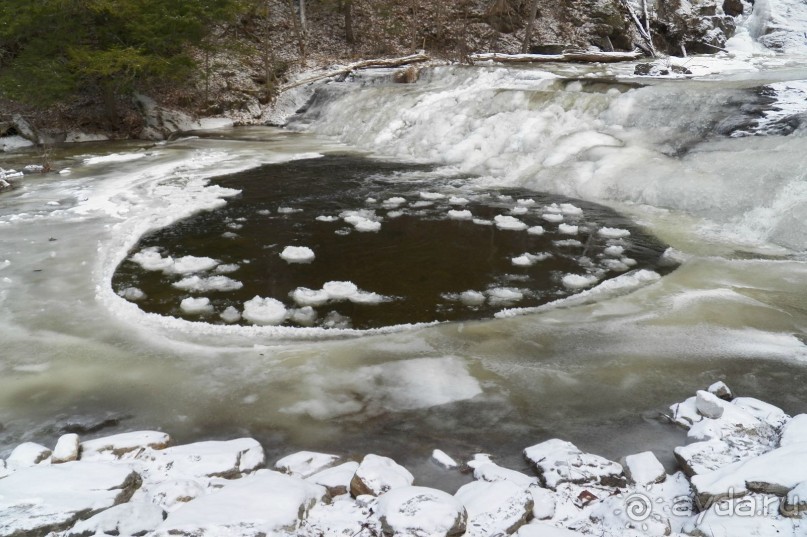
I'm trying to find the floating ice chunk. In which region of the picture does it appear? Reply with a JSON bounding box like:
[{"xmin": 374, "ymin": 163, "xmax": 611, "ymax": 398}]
[
  {"xmin": 512, "ymin": 253, "xmax": 550, "ymax": 266},
  {"xmin": 510, "ymin": 207, "xmax": 528, "ymax": 215},
  {"xmin": 323, "ymin": 281, "xmax": 359, "ymax": 299},
  {"xmin": 487, "ymin": 287, "xmax": 524, "ymax": 304},
  {"xmin": 291, "ymin": 287, "xmax": 330, "ymax": 306},
  {"xmin": 131, "ymin": 247, "xmax": 174, "ymax": 271},
  {"xmin": 280, "ymin": 246, "xmax": 315, "ymax": 263},
  {"xmin": 448, "ymin": 209, "xmax": 473, "ymax": 220},
  {"xmin": 47, "ymin": 201, "xmax": 60, "ymax": 206},
  {"xmin": 543, "ymin": 204, "xmax": 562, "ymax": 214},
  {"xmin": 322, "ymin": 311, "xmax": 351, "ymax": 329},
  {"xmin": 562, "ymin": 274, "xmax": 599, "ymax": 289},
  {"xmin": 83, "ymin": 152, "xmax": 145, "ymax": 165},
  {"xmin": 542, "ymin": 213, "xmax": 564, "ymax": 223},
  {"xmin": 215, "ymin": 263, "xmax": 239, "ymax": 274},
  {"xmin": 335, "ymin": 228, "xmax": 351, "ymax": 236},
  {"xmin": 473, "ymin": 218, "xmax": 493, "ymax": 226},
  {"xmin": 387, "ymin": 210, "xmax": 404, "ymax": 218},
  {"xmin": 221, "ymin": 232, "xmax": 238, "ymax": 239},
  {"xmin": 598, "ymin": 227, "xmax": 631, "ymax": 238},
  {"xmin": 603, "ymin": 245, "xmax": 624, "ymax": 257},
  {"xmin": 460, "ymin": 290, "xmax": 486, "ymax": 306},
  {"xmin": 220, "ymin": 306, "xmax": 241, "ymax": 323},
  {"xmin": 242, "ymin": 296, "xmax": 287, "ymax": 325},
  {"xmin": 226, "ymin": 222, "xmax": 243, "ymax": 230},
  {"xmin": 622, "ymin": 257, "xmax": 637, "ymax": 267},
  {"xmin": 277, "ymin": 206, "xmax": 302, "ymax": 214},
  {"xmin": 516, "ymin": 199, "xmax": 536, "ymax": 206},
  {"xmin": 420, "ymin": 191, "xmax": 446, "ymax": 200},
  {"xmin": 257, "ymin": 209, "xmax": 272, "ymax": 215},
  {"xmin": 316, "ymin": 215, "xmax": 339, "ymax": 222},
  {"xmin": 366, "ymin": 197, "xmax": 377, "ymax": 204},
  {"xmin": 180, "ymin": 297, "xmax": 213, "ymax": 314},
  {"xmin": 558, "ymin": 224, "xmax": 578, "ymax": 234},
  {"xmin": 172, "ymin": 256, "xmax": 218, "ymax": 274},
  {"xmin": 449, "ymin": 196, "xmax": 469, "ymax": 205},
  {"xmin": 289, "ymin": 306, "xmax": 317, "ymax": 326},
  {"xmin": 527, "ymin": 226, "xmax": 545, "ymax": 235},
  {"xmin": 350, "ymin": 291, "xmax": 387, "ymax": 305},
  {"xmin": 602, "ymin": 259, "xmax": 630, "ymax": 272},
  {"xmin": 559, "ymin": 203, "xmax": 583, "ymax": 216},
  {"xmin": 383, "ymin": 197, "xmax": 406, "ymax": 207},
  {"xmin": 494, "ymin": 215, "xmax": 527, "ymax": 231},
  {"xmin": 411, "ymin": 201, "xmax": 433, "ymax": 208},
  {"xmin": 554, "ymin": 239, "xmax": 583, "ymax": 247},
  {"xmin": 355, "ymin": 219, "xmax": 381, "ymax": 232},
  {"xmin": 119, "ymin": 287, "xmax": 145, "ymax": 301},
  {"xmin": 173, "ymin": 275, "xmax": 243, "ymax": 293}
]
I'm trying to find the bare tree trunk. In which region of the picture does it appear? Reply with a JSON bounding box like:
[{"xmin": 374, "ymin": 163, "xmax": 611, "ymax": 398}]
[
  {"xmin": 299, "ymin": 0, "xmax": 307, "ymax": 33},
  {"xmin": 521, "ymin": 0, "xmax": 540, "ymax": 54},
  {"xmin": 287, "ymin": 0, "xmax": 307, "ymax": 66},
  {"xmin": 410, "ymin": 0, "xmax": 419, "ymax": 51},
  {"xmin": 343, "ymin": 0, "xmax": 355, "ymax": 45}
]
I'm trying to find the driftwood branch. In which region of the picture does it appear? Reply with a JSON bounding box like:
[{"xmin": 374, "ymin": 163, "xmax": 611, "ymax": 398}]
[
  {"xmin": 619, "ymin": 0, "xmax": 656, "ymax": 57},
  {"xmin": 278, "ymin": 53, "xmax": 431, "ymax": 93},
  {"xmin": 470, "ymin": 50, "xmax": 644, "ymax": 64}
]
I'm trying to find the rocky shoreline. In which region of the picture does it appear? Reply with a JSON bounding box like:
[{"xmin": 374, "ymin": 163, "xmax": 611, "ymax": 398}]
[{"xmin": 2, "ymin": 382, "xmax": 806, "ymax": 537}]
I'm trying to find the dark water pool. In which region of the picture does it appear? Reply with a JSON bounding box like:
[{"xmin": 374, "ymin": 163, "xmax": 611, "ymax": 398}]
[{"xmin": 113, "ymin": 154, "xmax": 674, "ymax": 329}]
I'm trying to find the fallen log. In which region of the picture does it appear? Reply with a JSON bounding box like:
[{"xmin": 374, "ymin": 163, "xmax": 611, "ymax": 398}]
[
  {"xmin": 469, "ymin": 51, "xmax": 644, "ymax": 64},
  {"xmin": 278, "ymin": 53, "xmax": 431, "ymax": 93}
]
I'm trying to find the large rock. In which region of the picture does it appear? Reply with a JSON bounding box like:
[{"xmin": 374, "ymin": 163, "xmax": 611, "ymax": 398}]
[
  {"xmin": 52, "ymin": 434, "xmax": 80, "ymax": 464},
  {"xmin": 6, "ymin": 442, "xmax": 51, "ymax": 468},
  {"xmin": 469, "ymin": 454, "xmax": 538, "ymax": 488},
  {"xmin": 376, "ymin": 486, "xmax": 467, "ymax": 537},
  {"xmin": 61, "ymin": 501, "xmax": 164, "ymax": 537},
  {"xmin": 306, "ymin": 461, "xmax": 360, "ymax": 496},
  {"xmin": 622, "ymin": 451, "xmax": 666, "ymax": 486},
  {"xmin": 780, "ymin": 414, "xmax": 807, "ymax": 446},
  {"xmin": 350, "ymin": 454, "xmax": 414, "ymax": 497},
  {"xmin": 651, "ymin": 0, "xmax": 739, "ymax": 55},
  {"xmin": 275, "ymin": 450, "xmax": 340, "ymax": 478},
  {"xmin": 682, "ymin": 494, "xmax": 795, "ymax": 536},
  {"xmin": 151, "ymin": 470, "xmax": 326, "ymax": 537},
  {"xmin": 80, "ymin": 431, "xmax": 171, "ymax": 461},
  {"xmin": 523, "ymin": 439, "xmax": 625, "ymax": 489},
  {"xmin": 0, "ymin": 461, "xmax": 141, "ymax": 537},
  {"xmin": 455, "ymin": 479, "xmax": 533, "ymax": 537},
  {"xmin": 135, "ymin": 438, "xmax": 264, "ymax": 480}
]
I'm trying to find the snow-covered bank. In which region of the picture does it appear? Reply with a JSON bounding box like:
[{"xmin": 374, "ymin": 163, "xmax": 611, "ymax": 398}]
[{"xmin": 3, "ymin": 383, "xmax": 807, "ymax": 537}]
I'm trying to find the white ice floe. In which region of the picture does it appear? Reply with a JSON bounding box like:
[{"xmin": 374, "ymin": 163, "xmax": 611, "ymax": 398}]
[
  {"xmin": 173, "ymin": 275, "xmax": 242, "ymax": 293},
  {"xmin": 473, "ymin": 218, "xmax": 493, "ymax": 226},
  {"xmin": 83, "ymin": 152, "xmax": 147, "ymax": 166},
  {"xmin": 494, "ymin": 215, "xmax": 528, "ymax": 231},
  {"xmin": 558, "ymin": 224, "xmax": 578, "ymax": 235},
  {"xmin": 559, "ymin": 203, "xmax": 583, "ymax": 216},
  {"xmin": 432, "ymin": 449, "xmax": 459, "ymax": 469},
  {"xmin": 516, "ymin": 198, "xmax": 536, "ymax": 206},
  {"xmin": 316, "ymin": 215, "xmax": 339, "ymax": 222},
  {"xmin": 277, "ymin": 206, "xmax": 302, "ymax": 214},
  {"xmin": 133, "ymin": 248, "xmax": 219, "ymax": 275},
  {"xmin": 510, "ymin": 206, "xmax": 529, "ymax": 215},
  {"xmin": 527, "ymin": 225, "xmax": 545, "ymax": 235},
  {"xmin": 449, "ymin": 196, "xmax": 469, "ymax": 205},
  {"xmin": 119, "ymin": 287, "xmax": 146, "ymax": 301},
  {"xmin": 597, "ymin": 227, "xmax": 630, "ymax": 239},
  {"xmin": 280, "ymin": 245, "xmax": 316, "ymax": 263},
  {"xmin": 242, "ymin": 296, "xmax": 287, "ymax": 325},
  {"xmin": 542, "ymin": 213, "xmax": 564, "ymax": 223},
  {"xmin": 179, "ymin": 297, "xmax": 213, "ymax": 314},
  {"xmin": 323, "ymin": 281, "xmax": 359, "ymax": 299},
  {"xmin": 448, "ymin": 209, "xmax": 473, "ymax": 220},
  {"xmin": 289, "ymin": 306, "xmax": 318, "ymax": 326},
  {"xmin": 419, "ymin": 191, "xmax": 446, "ymax": 200},
  {"xmin": 383, "ymin": 197, "xmax": 406, "ymax": 207},
  {"xmin": 214, "ymin": 263, "xmax": 239, "ymax": 273},
  {"xmin": 341, "ymin": 210, "xmax": 382, "ymax": 232},
  {"xmin": 561, "ymin": 274, "xmax": 599, "ymax": 289},
  {"xmin": 291, "ymin": 287, "xmax": 331, "ymax": 306},
  {"xmin": 512, "ymin": 253, "xmax": 550, "ymax": 267},
  {"xmin": 487, "ymin": 287, "xmax": 524, "ymax": 304},
  {"xmin": 603, "ymin": 245, "xmax": 624, "ymax": 257},
  {"xmin": 220, "ymin": 306, "xmax": 241, "ymax": 323}
]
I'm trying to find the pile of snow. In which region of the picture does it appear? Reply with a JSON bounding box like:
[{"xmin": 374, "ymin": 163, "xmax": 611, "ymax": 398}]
[
  {"xmin": 242, "ymin": 296, "xmax": 287, "ymax": 325},
  {"xmin": 173, "ymin": 275, "xmax": 242, "ymax": 293}
]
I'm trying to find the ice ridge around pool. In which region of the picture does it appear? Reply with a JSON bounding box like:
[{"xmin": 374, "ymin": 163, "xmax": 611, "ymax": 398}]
[{"xmin": 112, "ymin": 155, "xmax": 675, "ymax": 330}]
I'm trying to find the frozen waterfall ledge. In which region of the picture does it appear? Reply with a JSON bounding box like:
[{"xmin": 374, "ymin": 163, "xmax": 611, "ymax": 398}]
[{"xmin": 2, "ymin": 383, "xmax": 807, "ymax": 536}]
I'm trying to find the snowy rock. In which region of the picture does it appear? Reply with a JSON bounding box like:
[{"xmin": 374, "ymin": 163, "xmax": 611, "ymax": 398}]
[
  {"xmin": 304, "ymin": 494, "xmax": 372, "ymax": 536},
  {"xmin": 780, "ymin": 414, "xmax": 807, "ymax": 446},
  {"xmin": 7, "ymin": 442, "xmax": 51, "ymax": 468},
  {"xmin": 528, "ymin": 486, "xmax": 556, "ymax": 520},
  {"xmin": 80, "ymin": 431, "xmax": 170, "ymax": 461},
  {"xmin": 0, "ymin": 461, "xmax": 141, "ymax": 537},
  {"xmin": 682, "ymin": 494, "xmax": 795, "ymax": 537},
  {"xmin": 782, "ymin": 481, "xmax": 807, "ymax": 516},
  {"xmin": 454, "ymin": 479, "xmax": 533, "ymax": 537},
  {"xmin": 275, "ymin": 451, "xmax": 340, "ymax": 478},
  {"xmin": 151, "ymin": 470, "xmax": 325, "ymax": 537},
  {"xmin": 708, "ymin": 381, "xmax": 733, "ymax": 400},
  {"xmin": 62, "ymin": 500, "xmax": 164, "ymax": 537},
  {"xmin": 669, "ymin": 396, "xmax": 702, "ymax": 428},
  {"xmin": 731, "ymin": 397, "xmax": 789, "ymax": 430},
  {"xmin": 524, "ymin": 439, "xmax": 625, "ymax": 489},
  {"xmin": 687, "ymin": 418, "xmax": 723, "ymax": 443},
  {"xmin": 136, "ymin": 438, "xmax": 264, "ymax": 480},
  {"xmin": 350, "ymin": 454, "xmax": 414, "ymax": 497},
  {"xmin": 472, "ymin": 459, "xmax": 538, "ymax": 488},
  {"xmin": 144, "ymin": 478, "xmax": 206, "ymax": 512},
  {"xmin": 691, "ymin": 441, "xmax": 807, "ymax": 505},
  {"xmin": 376, "ymin": 486, "xmax": 467, "ymax": 537},
  {"xmin": 432, "ymin": 449, "xmax": 459, "ymax": 469},
  {"xmin": 695, "ymin": 390, "xmax": 725, "ymax": 419},
  {"xmin": 622, "ymin": 451, "xmax": 666, "ymax": 486},
  {"xmin": 52, "ymin": 434, "xmax": 80, "ymax": 464},
  {"xmin": 306, "ymin": 461, "xmax": 360, "ymax": 496}
]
